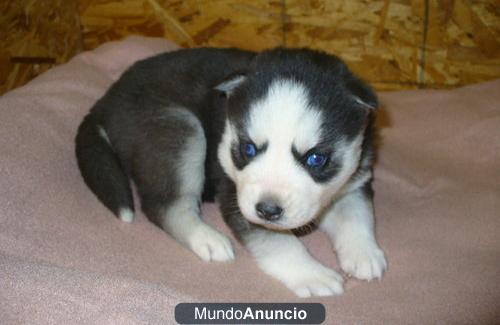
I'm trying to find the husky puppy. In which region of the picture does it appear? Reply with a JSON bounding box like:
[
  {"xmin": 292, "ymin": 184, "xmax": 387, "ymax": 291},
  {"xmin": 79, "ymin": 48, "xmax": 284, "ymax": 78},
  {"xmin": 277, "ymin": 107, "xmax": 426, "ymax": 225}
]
[{"xmin": 76, "ymin": 47, "xmax": 386, "ymax": 297}]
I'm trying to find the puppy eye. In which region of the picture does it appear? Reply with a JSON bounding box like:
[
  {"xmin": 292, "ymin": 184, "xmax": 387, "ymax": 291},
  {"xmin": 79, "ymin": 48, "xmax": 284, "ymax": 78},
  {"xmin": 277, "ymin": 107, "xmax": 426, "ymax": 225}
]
[
  {"xmin": 305, "ymin": 153, "xmax": 327, "ymax": 168},
  {"xmin": 242, "ymin": 142, "xmax": 257, "ymax": 158}
]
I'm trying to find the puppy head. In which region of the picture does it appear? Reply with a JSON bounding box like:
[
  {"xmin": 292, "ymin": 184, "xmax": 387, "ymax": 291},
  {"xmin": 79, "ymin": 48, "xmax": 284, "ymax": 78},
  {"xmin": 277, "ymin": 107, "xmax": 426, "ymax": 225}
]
[{"xmin": 217, "ymin": 48, "xmax": 377, "ymax": 230}]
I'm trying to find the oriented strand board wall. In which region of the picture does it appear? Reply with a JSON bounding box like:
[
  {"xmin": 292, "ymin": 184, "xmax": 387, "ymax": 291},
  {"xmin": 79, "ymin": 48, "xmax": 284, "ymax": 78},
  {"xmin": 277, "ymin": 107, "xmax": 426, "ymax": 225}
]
[
  {"xmin": 1, "ymin": 0, "xmax": 498, "ymax": 93},
  {"xmin": 79, "ymin": 0, "xmax": 500, "ymax": 90},
  {"xmin": 0, "ymin": 0, "xmax": 82, "ymax": 94},
  {"xmin": 287, "ymin": 0, "xmax": 500, "ymax": 89}
]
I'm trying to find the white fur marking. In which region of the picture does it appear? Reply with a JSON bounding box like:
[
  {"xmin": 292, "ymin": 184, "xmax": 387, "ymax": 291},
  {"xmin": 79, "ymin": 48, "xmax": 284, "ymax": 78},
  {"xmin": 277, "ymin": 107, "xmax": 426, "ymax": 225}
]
[
  {"xmin": 218, "ymin": 121, "xmax": 238, "ymax": 180},
  {"xmin": 320, "ymin": 189, "xmax": 387, "ymax": 280},
  {"xmin": 162, "ymin": 196, "xmax": 234, "ymax": 262},
  {"xmin": 318, "ymin": 135, "xmax": 365, "ymax": 205},
  {"xmin": 160, "ymin": 110, "xmax": 234, "ymax": 262},
  {"xmin": 215, "ymin": 75, "xmax": 246, "ymax": 95},
  {"xmin": 119, "ymin": 207, "xmax": 134, "ymax": 223},
  {"xmin": 97, "ymin": 125, "xmax": 111, "ymax": 145},
  {"xmin": 353, "ymin": 96, "xmax": 375, "ymax": 109},
  {"xmin": 247, "ymin": 79, "xmax": 321, "ymax": 152},
  {"xmin": 218, "ymin": 79, "xmax": 368, "ymax": 229},
  {"xmin": 245, "ymin": 229, "xmax": 344, "ymax": 297},
  {"xmin": 173, "ymin": 109, "xmax": 206, "ymax": 195}
]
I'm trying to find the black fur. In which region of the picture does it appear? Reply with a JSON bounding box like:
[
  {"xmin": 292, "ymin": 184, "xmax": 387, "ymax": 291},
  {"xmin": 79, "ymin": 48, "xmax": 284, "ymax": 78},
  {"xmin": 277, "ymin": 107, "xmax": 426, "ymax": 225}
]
[
  {"xmin": 75, "ymin": 48, "xmax": 255, "ymax": 222},
  {"xmin": 76, "ymin": 112, "xmax": 134, "ymax": 216},
  {"xmin": 75, "ymin": 46, "xmax": 377, "ymax": 240},
  {"xmin": 224, "ymin": 48, "xmax": 377, "ymax": 185},
  {"xmin": 230, "ymin": 140, "xmax": 268, "ymax": 170}
]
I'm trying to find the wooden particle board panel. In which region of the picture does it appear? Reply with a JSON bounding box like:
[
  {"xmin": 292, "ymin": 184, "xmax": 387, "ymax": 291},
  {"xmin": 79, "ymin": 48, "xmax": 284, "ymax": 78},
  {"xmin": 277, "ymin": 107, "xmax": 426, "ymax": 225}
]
[
  {"xmin": 285, "ymin": 0, "xmax": 499, "ymax": 90},
  {"xmin": 78, "ymin": 0, "xmax": 499, "ymax": 90},
  {"xmin": 0, "ymin": 0, "xmax": 498, "ymax": 94},
  {"xmin": 422, "ymin": 0, "xmax": 500, "ymax": 88},
  {"xmin": 79, "ymin": 0, "xmax": 284, "ymax": 51},
  {"xmin": 284, "ymin": 0, "xmax": 424, "ymax": 90},
  {"xmin": 0, "ymin": 0, "xmax": 82, "ymax": 94}
]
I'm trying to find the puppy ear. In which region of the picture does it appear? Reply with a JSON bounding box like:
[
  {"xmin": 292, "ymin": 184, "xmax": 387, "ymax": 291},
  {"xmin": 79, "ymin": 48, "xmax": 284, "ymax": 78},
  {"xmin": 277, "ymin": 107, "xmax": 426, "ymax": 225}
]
[
  {"xmin": 215, "ymin": 74, "xmax": 247, "ymax": 97},
  {"xmin": 345, "ymin": 76, "xmax": 378, "ymax": 110}
]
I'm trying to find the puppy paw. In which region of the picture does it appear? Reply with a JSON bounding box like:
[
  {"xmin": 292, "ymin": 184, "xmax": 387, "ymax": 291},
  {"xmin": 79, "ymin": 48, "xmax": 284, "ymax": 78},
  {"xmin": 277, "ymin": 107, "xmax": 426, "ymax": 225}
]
[
  {"xmin": 337, "ymin": 239, "xmax": 387, "ymax": 281},
  {"xmin": 188, "ymin": 224, "xmax": 235, "ymax": 262},
  {"xmin": 261, "ymin": 257, "xmax": 344, "ymax": 297},
  {"xmin": 286, "ymin": 264, "xmax": 345, "ymax": 298}
]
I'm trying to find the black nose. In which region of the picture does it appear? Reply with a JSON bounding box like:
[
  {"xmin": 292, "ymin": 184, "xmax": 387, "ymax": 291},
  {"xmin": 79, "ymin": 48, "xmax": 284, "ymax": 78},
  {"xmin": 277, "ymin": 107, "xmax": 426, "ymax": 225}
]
[{"xmin": 256, "ymin": 201, "xmax": 283, "ymax": 221}]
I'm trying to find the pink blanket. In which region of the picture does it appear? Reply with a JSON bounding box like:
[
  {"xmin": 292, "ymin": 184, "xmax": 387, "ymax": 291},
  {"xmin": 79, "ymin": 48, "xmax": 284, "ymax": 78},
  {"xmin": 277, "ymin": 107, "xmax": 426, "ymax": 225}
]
[{"xmin": 1, "ymin": 36, "xmax": 499, "ymax": 324}]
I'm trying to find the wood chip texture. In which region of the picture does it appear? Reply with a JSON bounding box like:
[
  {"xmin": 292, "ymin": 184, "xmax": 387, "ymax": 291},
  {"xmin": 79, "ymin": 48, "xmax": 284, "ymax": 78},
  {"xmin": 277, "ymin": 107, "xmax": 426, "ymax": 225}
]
[{"xmin": 1, "ymin": 0, "xmax": 499, "ymax": 93}]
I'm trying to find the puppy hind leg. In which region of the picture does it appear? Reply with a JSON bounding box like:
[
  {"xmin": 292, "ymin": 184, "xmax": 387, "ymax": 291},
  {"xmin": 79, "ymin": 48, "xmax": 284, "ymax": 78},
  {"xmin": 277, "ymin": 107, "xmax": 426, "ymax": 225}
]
[
  {"xmin": 139, "ymin": 108, "xmax": 234, "ymax": 262},
  {"xmin": 161, "ymin": 196, "xmax": 234, "ymax": 262}
]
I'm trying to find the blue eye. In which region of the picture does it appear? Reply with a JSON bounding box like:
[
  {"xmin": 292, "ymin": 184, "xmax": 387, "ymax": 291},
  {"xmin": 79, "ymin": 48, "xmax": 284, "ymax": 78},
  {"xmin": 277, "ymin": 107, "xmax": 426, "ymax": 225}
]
[
  {"xmin": 306, "ymin": 153, "xmax": 327, "ymax": 168},
  {"xmin": 243, "ymin": 143, "xmax": 257, "ymax": 158}
]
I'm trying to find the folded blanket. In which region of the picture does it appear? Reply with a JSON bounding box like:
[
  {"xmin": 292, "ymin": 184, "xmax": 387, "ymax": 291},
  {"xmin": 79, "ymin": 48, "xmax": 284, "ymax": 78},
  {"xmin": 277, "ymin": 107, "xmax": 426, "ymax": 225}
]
[{"xmin": 1, "ymin": 36, "xmax": 499, "ymax": 324}]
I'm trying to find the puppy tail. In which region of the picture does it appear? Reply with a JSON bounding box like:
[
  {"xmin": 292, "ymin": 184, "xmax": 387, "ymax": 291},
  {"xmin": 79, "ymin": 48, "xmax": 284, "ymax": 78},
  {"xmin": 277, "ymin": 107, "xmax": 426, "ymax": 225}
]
[{"xmin": 75, "ymin": 112, "xmax": 135, "ymax": 222}]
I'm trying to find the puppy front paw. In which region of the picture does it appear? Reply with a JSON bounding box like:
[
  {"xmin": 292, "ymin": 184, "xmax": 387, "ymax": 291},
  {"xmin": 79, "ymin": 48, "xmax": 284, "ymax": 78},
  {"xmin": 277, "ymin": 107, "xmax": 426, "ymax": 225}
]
[
  {"xmin": 260, "ymin": 257, "xmax": 344, "ymax": 298},
  {"xmin": 188, "ymin": 224, "xmax": 235, "ymax": 262},
  {"xmin": 337, "ymin": 239, "xmax": 387, "ymax": 281},
  {"xmin": 286, "ymin": 264, "xmax": 345, "ymax": 298}
]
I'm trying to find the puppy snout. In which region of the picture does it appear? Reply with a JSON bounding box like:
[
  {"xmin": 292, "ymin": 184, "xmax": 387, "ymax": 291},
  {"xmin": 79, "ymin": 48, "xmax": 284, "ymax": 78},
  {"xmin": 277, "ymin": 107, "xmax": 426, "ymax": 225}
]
[{"xmin": 255, "ymin": 200, "xmax": 283, "ymax": 221}]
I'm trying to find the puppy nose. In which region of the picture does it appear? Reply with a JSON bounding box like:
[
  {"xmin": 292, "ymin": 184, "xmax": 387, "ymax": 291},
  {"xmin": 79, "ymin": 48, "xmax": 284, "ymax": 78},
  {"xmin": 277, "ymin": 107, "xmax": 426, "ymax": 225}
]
[{"xmin": 255, "ymin": 201, "xmax": 283, "ymax": 221}]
